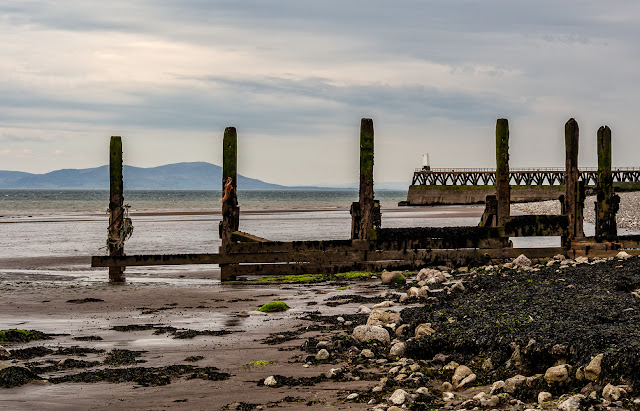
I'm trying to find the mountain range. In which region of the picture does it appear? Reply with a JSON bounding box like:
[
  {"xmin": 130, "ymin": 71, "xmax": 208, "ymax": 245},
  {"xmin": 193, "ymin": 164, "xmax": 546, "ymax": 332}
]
[{"xmin": 0, "ymin": 162, "xmax": 410, "ymax": 190}]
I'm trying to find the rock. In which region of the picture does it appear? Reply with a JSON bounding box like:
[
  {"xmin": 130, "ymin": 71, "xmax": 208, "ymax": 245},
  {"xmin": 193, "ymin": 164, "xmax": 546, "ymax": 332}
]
[
  {"xmin": 490, "ymin": 380, "xmax": 505, "ymax": 395},
  {"xmin": 357, "ymin": 305, "xmax": 371, "ymax": 314},
  {"xmin": 395, "ymin": 324, "xmax": 409, "ymax": 338},
  {"xmin": 0, "ymin": 346, "xmax": 10, "ymax": 360},
  {"xmin": 441, "ymin": 381, "xmax": 453, "ymax": 391},
  {"xmin": 389, "ymin": 388, "xmax": 408, "ymax": 405},
  {"xmin": 416, "ymin": 268, "xmax": 446, "ymax": 284},
  {"xmin": 473, "ymin": 392, "xmax": 486, "ymax": 401},
  {"xmin": 558, "ymin": 394, "xmax": 585, "ymax": 411},
  {"xmin": 407, "ymin": 287, "xmax": 421, "ymax": 298},
  {"xmin": 584, "ymin": 353, "xmax": 603, "ymax": 381},
  {"xmin": 616, "ymin": 251, "xmax": 631, "ymax": 259},
  {"xmin": 346, "ymin": 393, "xmax": 359, "ymax": 400},
  {"xmin": 387, "ymin": 407, "xmax": 402, "ymax": 411},
  {"xmin": 452, "ymin": 365, "xmax": 473, "ymax": 387},
  {"xmin": 315, "ymin": 349, "xmax": 329, "ymax": 360},
  {"xmin": 390, "ymin": 342, "xmax": 406, "ymax": 357},
  {"xmin": 372, "ymin": 385, "xmax": 383, "ymax": 392},
  {"xmin": 344, "ymin": 321, "xmax": 352, "ymax": 326},
  {"xmin": 373, "ymin": 300, "xmax": 395, "ymax": 308},
  {"xmin": 414, "ymin": 323, "xmax": 435, "ymax": 338},
  {"xmin": 352, "ymin": 325, "xmax": 390, "ymax": 343},
  {"xmin": 381, "ymin": 271, "xmax": 406, "ymax": 285},
  {"xmin": 480, "ymin": 395, "xmax": 499, "ymax": 407},
  {"xmin": 457, "ymin": 373, "xmax": 476, "ymax": 389},
  {"xmin": 367, "ymin": 309, "xmax": 399, "ymax": 326},
  {"xmin": 326, "ymin": 367, "xmax": 342, "ymax": 378},
  {"xmin": 442, "ymin": 391, "xmax": 455, "ymax": 401},
  {"xmin": 538, "ymin": 391, "xmax": 552, "ymax": 403},
  {"xmin": 503, "ymin": 262, "xmax": 514, "ymax": 269},
  {"xmin": 544, "ymin": 364, "xmax": 570, "ymax": 383},
  {"xmin": 503, "ymin": 375, "xmax": 527, "ymax": 393},
  {"xmin": 575, "ymin": 256, "xmax": 589, "ymax": 264},
  {"xmin": 399, "ymin": 294, "xmax": 409, "ymax": 303},
  {"xmin": 603, "ymin": 383, "xmax": 626, "ymax": 401},
  {"xmin": 450, "ymin": 282, "xmax": 466, "ymax": 292},
  {"xmin": 443, "ymin": 361, "xmax": 459, "ymax": 370},
  {"xmin": 481, "ymin": 357, "xmax": 493, "ymax": 372},
  {"xmin": 361, "ymin": 349, "xmax": 375, "ymax": 358},
  {"xmin": 513, "ymin": 254, "xmax": 532, "ymax": 267},
  {"xmin": 263, "ymin": 375, "xmax": 277, "ymax": 386},
  {"xmin": 416, "ymin": 386, "xmax": 430, "ymax": 395},
  {"xmin": 336, "ymin": 316, "xmax": 345, "ymax": 323}
]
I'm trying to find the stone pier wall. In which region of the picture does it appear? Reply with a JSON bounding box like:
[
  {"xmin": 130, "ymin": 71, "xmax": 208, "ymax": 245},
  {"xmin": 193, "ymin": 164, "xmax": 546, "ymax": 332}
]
[{"xmin": 404, "ymin": 185, "xmax": 565, "ymax": 206}]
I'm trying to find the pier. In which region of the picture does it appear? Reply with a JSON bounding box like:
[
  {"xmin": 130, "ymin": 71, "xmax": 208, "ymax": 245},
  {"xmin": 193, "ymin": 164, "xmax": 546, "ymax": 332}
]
[{"xmin": 403, "ymin": 167, "xmax": 640, "ymax": 206}]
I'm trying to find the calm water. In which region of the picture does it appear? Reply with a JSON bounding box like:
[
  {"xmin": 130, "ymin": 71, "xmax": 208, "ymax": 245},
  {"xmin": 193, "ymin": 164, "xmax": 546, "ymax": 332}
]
[
  {"xmin": 0, "ymin": 189, "xmax": 408, "ymax": 215},
  {"xmin": 0, "ymin": 189, "xmax": 567, "ymax": 273}
]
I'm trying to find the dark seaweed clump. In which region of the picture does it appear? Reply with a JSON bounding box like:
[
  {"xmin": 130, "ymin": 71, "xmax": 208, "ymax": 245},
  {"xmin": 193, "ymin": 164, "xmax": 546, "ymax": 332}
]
[
  {"xmin": 49, "ymin": 365, "xmax": 230, "ymax": 387},
  {"xmin": 103, "ymin": 349, "xmax": 146, "ymax": 366},
  {"xmin": 402, "ymin": 257, "xmax": 640, "ymax": 388},
  {"xmin": 0, "ymin": 330, "xmax": 53, "ymax": 343}
]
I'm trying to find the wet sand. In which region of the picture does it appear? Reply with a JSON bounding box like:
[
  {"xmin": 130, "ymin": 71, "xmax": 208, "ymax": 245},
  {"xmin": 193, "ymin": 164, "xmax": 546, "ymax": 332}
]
[{"xmin": 1, "ymin": 272, "xmax": 392, "ymax": 410}]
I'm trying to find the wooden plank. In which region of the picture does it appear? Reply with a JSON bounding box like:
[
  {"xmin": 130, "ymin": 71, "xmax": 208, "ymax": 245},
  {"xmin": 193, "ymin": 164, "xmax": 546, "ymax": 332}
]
[
  {"xmin": 595, "ymin": 125, "xmax": 618, "ymax": 242},
  {"xmin": 503, "ymin": 215, "xmax": 568, "ymax": 237},
  {"xmin": 231, "ymin": 231, "xmax": 269, "ymax": 243},
  {"xmin": 220, "ymin": 127, "xmax": 239, "ymax": 281},
  {"xmin": 564, "ymin": 118, "xmax": 584, "ymax": 241},
  {"xmin": 355, "ymin": 118, "xmax": 376, "ymax": 240},
  {"xmin": 92, "ymin": 253, "xmax": 223, "ymax": 267}
]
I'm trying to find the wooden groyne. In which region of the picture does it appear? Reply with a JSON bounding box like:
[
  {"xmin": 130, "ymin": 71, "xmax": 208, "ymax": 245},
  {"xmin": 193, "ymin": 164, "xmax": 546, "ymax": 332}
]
[{"xmin": 92, "ymin": 117, "xmax": 640, "ymax": 282}]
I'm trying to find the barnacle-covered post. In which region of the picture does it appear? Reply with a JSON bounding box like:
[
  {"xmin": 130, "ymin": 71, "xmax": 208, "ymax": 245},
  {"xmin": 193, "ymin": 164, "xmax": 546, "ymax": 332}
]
[
  {"xmin": 495, "ymin": 119, "xmax": 510, "ymax": 227},
  {"xmin": 219, "ymin": 127, "xmax": 239, "ymax": 281},
  {"xmin": 351, "ymin": 118, "xmax": 380, "ymax": 240},
  {"xmin": 595, "ymin": 126, "xmax": 619, "ymax": 242},
  {"xmin": 108, "ymin": 136, "xmax": 125, "ymax": 282},
  {"xmin": 564, "ymin": 118, "xmax": 584, "ymax": 245}
]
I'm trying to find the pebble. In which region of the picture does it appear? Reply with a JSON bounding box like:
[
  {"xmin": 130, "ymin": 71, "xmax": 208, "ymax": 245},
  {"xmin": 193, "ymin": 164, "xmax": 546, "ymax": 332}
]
[
  {"xmin": 263, "ymin": 376, "xmax": 277, "ymax": 386},
  {"xmin": 414, "ymin": 323, "xmax": 436, "ymax": 338},
  {"xmin": 558, "ymin": 394, "xmax": 585, "ymax": 411},
  {"xmin": 390, "ymin": 342, "xmax": 406, "ymax": 357},
  {"xmin": 357, "ymin": 305, "xmax": 371, "ymax": 314},
  {"xmin": 584, "ymin": 353, "xmax": 603, "ymax": 381},
  {"xmin": 538, "ymin": 391, "xmax": 553, "ymax": 403},
  {"xmin": 360, "ymin": 349, "xmax": 375, "ymax": 358},
  {"xmin": 372, "ymin": 300, "xmax": 395, "ymax": 308},
  {"xmin": 544, "ymin": 364, "xmax": 570, "ymax": 383},
  {"xmin": 352, "ymin": 325, "xmax": 390, "ymax": 343},
  {"xmin": 346, "ymin": 393, "xmax": 358, "ymax": 400},
  {"xmin": 389, "ymin": 388, "xmax": 408, "ymax": 405},
  {"xmin": 315, "ymin": 349, "xmax": 329, "ymax": 360},
  {"xmin": 452, "ymin": 365, "xmax": 473, "ymax": 387}
]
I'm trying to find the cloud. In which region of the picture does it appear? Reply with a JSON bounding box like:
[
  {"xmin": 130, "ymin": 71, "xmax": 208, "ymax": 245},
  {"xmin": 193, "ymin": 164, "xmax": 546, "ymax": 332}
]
[{"xmin": 0, "ymin": 1, "xmax": 639, "ymax": 183}]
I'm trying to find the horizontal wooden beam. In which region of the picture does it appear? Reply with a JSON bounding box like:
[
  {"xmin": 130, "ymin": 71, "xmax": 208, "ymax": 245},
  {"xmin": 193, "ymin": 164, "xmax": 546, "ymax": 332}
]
[
  {"xmin": 91, "ymin": 253, "xmax": 223, "ymax": 267},
  {"xmin": 230, "ymin": 231, "xmax": 270, "ymax": 243}
]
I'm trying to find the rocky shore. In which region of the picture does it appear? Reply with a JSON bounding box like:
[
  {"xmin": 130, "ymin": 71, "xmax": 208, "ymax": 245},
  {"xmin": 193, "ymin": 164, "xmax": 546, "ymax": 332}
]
[{"xmin": 3, "ymin": 253, "xmax": 640, "ymax": 410}]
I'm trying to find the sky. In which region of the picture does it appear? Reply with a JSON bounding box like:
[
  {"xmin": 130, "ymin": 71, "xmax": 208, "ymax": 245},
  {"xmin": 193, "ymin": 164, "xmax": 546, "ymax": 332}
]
[{"xmin": 1, "ymin": 1, "xmax": 639, "ymax": 186}]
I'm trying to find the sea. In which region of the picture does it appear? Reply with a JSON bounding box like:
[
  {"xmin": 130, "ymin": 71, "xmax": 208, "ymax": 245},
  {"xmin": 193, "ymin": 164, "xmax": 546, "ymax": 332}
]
[{"xmin": 0, "ymin": 189, "xmax": 565, "ymax": 283}]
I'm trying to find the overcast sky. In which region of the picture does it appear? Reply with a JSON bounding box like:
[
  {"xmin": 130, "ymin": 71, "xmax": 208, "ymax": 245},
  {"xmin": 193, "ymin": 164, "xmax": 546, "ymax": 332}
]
[{"xmin": 1, "ymin": 1, "xmax": 639, "ymax": 186}]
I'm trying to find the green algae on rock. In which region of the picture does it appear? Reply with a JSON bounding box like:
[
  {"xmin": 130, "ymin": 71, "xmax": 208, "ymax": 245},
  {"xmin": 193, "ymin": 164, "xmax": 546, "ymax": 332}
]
[{"xmin": 255, "ymin": 301, "xmax": 290, "ymax": 312}]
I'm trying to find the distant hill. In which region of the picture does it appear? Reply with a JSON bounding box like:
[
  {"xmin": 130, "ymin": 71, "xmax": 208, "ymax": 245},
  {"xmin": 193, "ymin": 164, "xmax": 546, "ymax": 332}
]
[{"xmin": 0, "ymin": 162, "xmax": 289, "ymax": 190}]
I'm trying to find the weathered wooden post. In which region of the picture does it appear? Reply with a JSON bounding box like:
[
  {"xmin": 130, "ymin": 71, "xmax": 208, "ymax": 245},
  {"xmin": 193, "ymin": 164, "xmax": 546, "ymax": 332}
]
[
  {"xmin": 595, "ymin": 125, "xmax": 619, "ymax": 242},
  {"xmin": 351, "ymin": 118, "xmax": 380, "ymax": 240},
  {"xmin": 564, "ymin": 118, "xmax": 584, "ymax": 245},
  {"xmin": 495, "ymin": 119, "xmax": 510, "ymax": 227},
  {"xmin": 108, "ymin": 136, "xmax": 125, "ymax": 283},
  {"xmin": 219, "ymin": 127, "xmax": 239, "ymax": 281}
]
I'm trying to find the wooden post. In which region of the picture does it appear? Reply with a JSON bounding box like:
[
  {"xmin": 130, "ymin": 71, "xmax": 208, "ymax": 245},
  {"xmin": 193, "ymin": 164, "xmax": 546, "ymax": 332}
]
[
  {"xmin": 595, "ymin": 126, "xmax": 619, "ymax": 242},
  {"xmin": 219, "ymin": 127, "xmax": 239, "ymax": 281},
  {"xmin": 108, "ymin": 136, "xmax": 125, "ymax": 283},
  {"xmin": 564, "ymin": 118, "xmax": 584, "ymax": 244},
  {"xmin": 354, "ymin": 118, "xmax": 378, "ymax": 240},
  {"xmin": 495, "ymin": 119, "xmax": 510, "ymax": 226}
]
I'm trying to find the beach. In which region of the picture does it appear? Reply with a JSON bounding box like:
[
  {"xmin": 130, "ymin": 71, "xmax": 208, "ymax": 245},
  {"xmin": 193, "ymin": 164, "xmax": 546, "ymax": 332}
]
[{"xmin": 3, "ymin": 190, "xmax": 640, "ymax": 409}]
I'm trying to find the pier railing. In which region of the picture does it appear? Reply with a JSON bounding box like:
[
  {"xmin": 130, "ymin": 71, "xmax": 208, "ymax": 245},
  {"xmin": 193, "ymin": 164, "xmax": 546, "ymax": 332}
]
[{"xmin": 412, "ymin": 168, "xmax": 640, "ymax": 186}]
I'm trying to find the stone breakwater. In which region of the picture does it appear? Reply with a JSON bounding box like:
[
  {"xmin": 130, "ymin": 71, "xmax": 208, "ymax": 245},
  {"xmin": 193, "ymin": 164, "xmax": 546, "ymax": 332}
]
[{"xmin": 512, "ymin": 191, "xmax": 640, "ymax": 231}]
